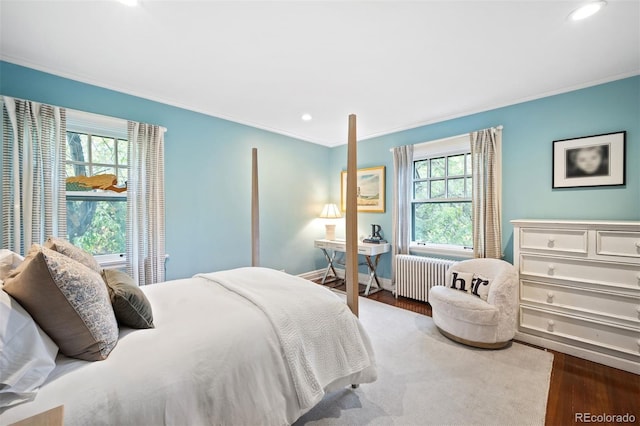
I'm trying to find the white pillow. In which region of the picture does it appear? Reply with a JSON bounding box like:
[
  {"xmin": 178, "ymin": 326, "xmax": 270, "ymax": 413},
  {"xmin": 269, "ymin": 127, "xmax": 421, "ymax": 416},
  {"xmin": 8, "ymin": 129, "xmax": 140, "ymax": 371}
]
[
  {"xmin": 470, "ymin": 274, "xmax": 492, "ymax": 301},
  {"xmin": 0, "ymin": 289, "xmax": 58, "ymax": 409},
  {"xmin": 0, "ymin": 249, "xmax": 24, "ymax": 284},
  {"xmin": 448, "ymin": 270, "xmax": 474, "ymax": 294}
]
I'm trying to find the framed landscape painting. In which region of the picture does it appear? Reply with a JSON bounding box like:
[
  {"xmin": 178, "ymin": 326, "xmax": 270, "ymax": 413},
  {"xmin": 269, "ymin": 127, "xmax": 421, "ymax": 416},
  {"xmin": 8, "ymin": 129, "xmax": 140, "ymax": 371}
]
[
  {"xmin": 340, "ymin": 166, "xmax": 385, "ymax": 213},
  {"xmin": 552, "ymin": 131, "xmax": 626, "ymax": 189}
]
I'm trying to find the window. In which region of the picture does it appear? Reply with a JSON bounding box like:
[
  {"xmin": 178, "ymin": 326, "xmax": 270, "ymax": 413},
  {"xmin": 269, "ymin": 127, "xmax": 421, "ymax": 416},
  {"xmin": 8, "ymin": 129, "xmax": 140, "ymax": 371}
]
[
  {"xmin": 65, "ymin": 111, "xmax": 128, "ymax": 265},
  {"xmin": 411, "ymin": 135, "xmax": 473, "ymax": 254}
]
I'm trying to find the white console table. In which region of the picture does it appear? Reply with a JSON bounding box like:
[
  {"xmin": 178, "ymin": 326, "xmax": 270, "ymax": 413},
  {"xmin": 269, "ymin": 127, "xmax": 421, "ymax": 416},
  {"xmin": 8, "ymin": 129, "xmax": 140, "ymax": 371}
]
[{"xmin": 314, "ymin": 239, "xmax": 391, "ymax": 296}]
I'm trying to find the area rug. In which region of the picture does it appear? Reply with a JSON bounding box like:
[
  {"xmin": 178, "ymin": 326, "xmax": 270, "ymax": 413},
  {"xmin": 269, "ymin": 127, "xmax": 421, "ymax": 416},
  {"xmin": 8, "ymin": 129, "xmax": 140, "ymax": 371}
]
[{"xmin": 295, "ymin": 295, "xmax": 553, "ymax": 425}]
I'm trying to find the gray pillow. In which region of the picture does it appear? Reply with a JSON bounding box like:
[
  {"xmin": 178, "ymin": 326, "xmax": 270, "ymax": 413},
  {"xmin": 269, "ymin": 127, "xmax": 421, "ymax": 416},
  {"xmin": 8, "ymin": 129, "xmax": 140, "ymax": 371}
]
[
  {"xmin": 44, "ymin": 236, "xmax": 102, "ymax": 274},
  {"xmin": 3, "ymin": 245, "xmax": 118, "ymax": 361},
  {"xmin": 102, "ymin": 269, "xmax": 154, "ymax": 329}
]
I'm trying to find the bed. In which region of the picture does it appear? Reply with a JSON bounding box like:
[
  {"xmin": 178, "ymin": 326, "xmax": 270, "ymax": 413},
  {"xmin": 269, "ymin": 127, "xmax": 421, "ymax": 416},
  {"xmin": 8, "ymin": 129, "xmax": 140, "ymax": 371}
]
[
  {"xmin": 1, "ymin": 115, "xmax": 368, "ymax": 425},
  {"xmin": 1, "ymin": 266, "xmax": 376, "ymax": 425}
]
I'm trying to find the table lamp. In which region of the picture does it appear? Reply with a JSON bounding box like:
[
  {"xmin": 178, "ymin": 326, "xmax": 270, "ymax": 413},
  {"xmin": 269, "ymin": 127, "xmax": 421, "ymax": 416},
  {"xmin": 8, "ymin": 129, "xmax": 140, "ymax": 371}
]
[{"xmin": 319, "ymin": 203, "xmax": 342, "ymax": 240}]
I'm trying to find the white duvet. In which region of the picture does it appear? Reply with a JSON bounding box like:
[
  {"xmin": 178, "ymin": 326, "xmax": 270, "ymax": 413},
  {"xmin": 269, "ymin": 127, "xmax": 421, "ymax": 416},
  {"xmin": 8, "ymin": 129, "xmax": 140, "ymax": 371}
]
[{"xmin": 0, "ymin": 267, "xmax": 376, "ymax": 426}]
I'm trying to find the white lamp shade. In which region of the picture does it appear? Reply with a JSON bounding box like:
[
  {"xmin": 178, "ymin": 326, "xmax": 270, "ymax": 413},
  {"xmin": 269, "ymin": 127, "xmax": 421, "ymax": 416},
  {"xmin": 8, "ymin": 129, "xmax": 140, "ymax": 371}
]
[{"xmin": 319, "ymin": 203, "xmax": 342, "ymax": 219}]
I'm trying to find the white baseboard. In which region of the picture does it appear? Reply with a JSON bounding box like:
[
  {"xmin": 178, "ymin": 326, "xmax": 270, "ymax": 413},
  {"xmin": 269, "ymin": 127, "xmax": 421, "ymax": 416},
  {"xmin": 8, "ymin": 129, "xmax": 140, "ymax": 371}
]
[
  {"xmin": 514, "ymin": 331, "xmax": 639, "ymax": 374},
  {"xmin": 298, "ymin": 269, "xmax": 394, "ymax": 292}
]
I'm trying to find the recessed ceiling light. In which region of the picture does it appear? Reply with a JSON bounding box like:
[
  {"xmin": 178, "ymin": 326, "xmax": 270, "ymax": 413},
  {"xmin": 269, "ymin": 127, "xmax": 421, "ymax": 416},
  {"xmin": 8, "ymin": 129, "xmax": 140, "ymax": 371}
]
[
  {"xmin": 301, "ymin": 113, "xmax": 313, "ymax": 121},
  {"xmin": 118, "ymin": 0, "xmax": 138, "ymax": 6},
  {"xmin": 569, "ymin": 1, "xmax": 607, "ymax": 21}
]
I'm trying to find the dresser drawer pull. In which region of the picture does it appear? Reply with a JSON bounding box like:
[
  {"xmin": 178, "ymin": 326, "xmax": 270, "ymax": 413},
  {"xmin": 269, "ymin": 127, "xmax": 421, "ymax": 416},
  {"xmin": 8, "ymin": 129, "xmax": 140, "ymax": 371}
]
[
  {"xmin": 547, "ymin": 320, "xmax": 555, "ymax": 332},
  {"xmin": 637, "ymin": 306, "xmax": 640, "ymax": 319},
  {"xmin": 548, "ymin": 237, "xmax": 555, "ymax": 247},
  {"xmin": 547, "ymin": 292, "xmax": 554, "ymax": 303},
  {"xmin": 547, "ymin": 264, "xmax": 555, "ymax": 275},
  {"xmin": 635, "ymin": 241, "xmax": 640, "ymax": 248}
]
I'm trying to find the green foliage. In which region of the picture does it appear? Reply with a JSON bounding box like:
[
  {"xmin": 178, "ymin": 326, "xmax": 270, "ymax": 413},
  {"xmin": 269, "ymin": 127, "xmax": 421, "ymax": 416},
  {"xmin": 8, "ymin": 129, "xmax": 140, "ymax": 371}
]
[
  {"xmin": 414, "ymin": 202, "xmax": 472, "ymax": 247},
  {"xmin": 430, "ymin": 157, "xmax": 445, "ymax": 177},
  {"xmin": 413, "ymin": 153, "xmax": 473, "ymax": 247},
  {"xmin": 66, "ymin": 132, "xmax": 128, "ymax": 186},
  {"xmin": 67, "ymin": 200, "xmax": 126, "ymax": 255},
  {"xmin": 447, "ymin": 154, "xmax": 465, "ymax": 175},
  {"xmin": 66, "ymin": 131, "xmax": 128, "ymax": 256}
]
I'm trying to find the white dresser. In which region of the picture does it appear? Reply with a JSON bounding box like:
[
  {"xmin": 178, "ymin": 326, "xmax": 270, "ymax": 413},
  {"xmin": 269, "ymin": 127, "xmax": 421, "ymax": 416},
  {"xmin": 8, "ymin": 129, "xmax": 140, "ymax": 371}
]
[{"xmin": 512, "ymin": 219, "xmax": 640, "ymax": 374}]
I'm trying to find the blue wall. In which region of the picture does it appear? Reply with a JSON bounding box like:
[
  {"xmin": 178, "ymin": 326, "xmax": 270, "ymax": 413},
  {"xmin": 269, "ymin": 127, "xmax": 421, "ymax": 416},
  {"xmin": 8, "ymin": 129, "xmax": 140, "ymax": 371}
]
[
  {"xmin": 2, "ymin": 61, "xmax": 638, "ymax": 281},
  {"xmin": 0, "ymin": 61, "xmax": 331, "ymax": 279},
  {"xmin": 328, "ymin": 75, "xmax": 640, "ymax": 278}
]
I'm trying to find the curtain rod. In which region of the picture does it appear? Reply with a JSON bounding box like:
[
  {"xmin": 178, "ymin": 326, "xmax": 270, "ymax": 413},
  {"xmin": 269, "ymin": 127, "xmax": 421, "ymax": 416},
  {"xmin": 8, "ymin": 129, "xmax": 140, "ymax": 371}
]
[{"xmin": 389, "ymin": 125, "xmax": 503, "ymax": 152}]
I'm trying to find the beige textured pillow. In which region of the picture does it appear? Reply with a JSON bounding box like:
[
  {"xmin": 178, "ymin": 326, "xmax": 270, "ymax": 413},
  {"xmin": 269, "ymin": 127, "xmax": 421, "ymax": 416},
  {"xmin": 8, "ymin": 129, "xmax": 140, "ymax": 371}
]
[
  {"xmin": 102, "ymin": 269, "xmax": 154, "ymax": 329},
  {"xmin": 3, "ymin": 246, "xmax": 118, "ymax": 361},
  {"xmin": 44, "ymin": 236, "xmax": 101, "ymax": 274}
]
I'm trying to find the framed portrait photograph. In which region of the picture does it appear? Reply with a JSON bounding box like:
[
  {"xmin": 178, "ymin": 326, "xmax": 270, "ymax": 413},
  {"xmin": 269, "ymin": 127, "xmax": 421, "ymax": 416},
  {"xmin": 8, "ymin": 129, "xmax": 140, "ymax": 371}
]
[
  {"xmin": 340, "ymin": 166, "xmax": 385, "ymax": 213},
  {"xmin": 552, "ymin": 131, "xmax": 626, "ymax": 189}
]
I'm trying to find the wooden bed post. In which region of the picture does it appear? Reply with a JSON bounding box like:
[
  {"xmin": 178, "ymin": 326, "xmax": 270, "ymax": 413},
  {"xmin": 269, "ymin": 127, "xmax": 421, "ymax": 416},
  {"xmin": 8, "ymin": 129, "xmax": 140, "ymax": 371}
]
[
  {"xmin": 345, "ymin": 115, "xmax": 359, "ymax": 317},
  {"xmin": 252, "ymin": 148, "xmax": 260, "ymax": 267}
]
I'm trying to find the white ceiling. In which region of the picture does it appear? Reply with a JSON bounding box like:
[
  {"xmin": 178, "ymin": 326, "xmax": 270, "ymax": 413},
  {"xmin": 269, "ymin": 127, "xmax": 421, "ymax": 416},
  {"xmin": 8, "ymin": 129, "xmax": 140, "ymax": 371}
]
[{"xmin": 1, "ymin": 1, "xmax": 639, "ymax": 147}]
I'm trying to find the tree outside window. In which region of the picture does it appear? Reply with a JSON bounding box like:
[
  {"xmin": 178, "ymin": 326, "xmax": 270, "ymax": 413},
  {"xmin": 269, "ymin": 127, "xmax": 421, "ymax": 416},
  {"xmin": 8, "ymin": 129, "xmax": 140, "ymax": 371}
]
[
  {"xmin": 412, "ymin": 153, "xmax": 472, "ymax": 248},
  {"xmin": 66, "ymin": 131, "xmax": 127, "ymax": 256}
]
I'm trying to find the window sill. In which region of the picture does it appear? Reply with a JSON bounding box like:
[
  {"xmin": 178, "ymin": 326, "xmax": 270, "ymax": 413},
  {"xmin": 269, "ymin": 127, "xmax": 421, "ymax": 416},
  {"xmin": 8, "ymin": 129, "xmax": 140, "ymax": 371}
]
[
  {"xmin": 95, "ymin": 254, "xmax": 126, "ymax": 269},
  {"xmin": 66, "ymin": 191, "xmax": 126, "ymax": 200},
  {"xmin": 410, "ymin": 243, "xmax": 474, "ymax": 259}
]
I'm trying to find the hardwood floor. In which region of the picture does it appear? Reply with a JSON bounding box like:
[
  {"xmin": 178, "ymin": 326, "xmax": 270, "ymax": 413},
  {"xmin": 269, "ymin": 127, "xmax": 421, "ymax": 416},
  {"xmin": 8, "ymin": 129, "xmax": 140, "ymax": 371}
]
[{"xmin": 314, "ymin": 279, "xmax": 640, "ymax": 425}]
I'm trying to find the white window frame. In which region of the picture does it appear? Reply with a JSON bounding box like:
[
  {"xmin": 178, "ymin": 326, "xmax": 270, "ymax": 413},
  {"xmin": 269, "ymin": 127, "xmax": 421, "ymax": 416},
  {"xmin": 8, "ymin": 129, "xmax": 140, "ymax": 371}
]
[
  {"xmin": 66, "ymin": 110, "xmax": 128, "ymax": 268},
  {"xmin": 410, "ymin": 134, "xmax": 473, "ymax": 259}
]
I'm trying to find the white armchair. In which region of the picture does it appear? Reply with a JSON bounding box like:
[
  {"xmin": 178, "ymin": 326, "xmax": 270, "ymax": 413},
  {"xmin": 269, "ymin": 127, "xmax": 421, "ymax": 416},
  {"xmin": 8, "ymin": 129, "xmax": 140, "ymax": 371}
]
[{"xmin": 429, "ymin": 258, "xmax": 518, "ymax": 349}]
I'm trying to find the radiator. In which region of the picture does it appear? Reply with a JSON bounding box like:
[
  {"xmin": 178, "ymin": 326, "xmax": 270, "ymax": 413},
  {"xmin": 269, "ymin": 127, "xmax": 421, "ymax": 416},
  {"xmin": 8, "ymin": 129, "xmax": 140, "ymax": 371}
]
[{"xmin": 395, "ymin": 255, "xmax": 456, "ymax": 302}]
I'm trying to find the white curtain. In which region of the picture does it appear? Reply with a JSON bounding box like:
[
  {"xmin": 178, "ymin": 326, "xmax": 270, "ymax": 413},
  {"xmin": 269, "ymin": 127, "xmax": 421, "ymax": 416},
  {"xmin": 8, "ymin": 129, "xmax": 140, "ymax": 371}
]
[
  {"xmin": 1, "ymin": 96, "xmax": 67, "ymax": 255},
  {"xmin": 391, "ymin": 144, "xmax": 414, "ymax": 284},
  {"xmin": 470, "ymin": 127, "xmax": 502, "ymax": 259},
  {"xmin": 126, "ymin": 121, "xmax": 166, "ymax": 285}
]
